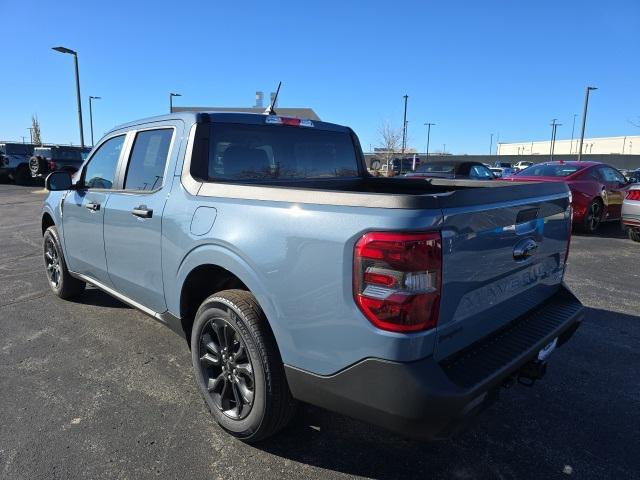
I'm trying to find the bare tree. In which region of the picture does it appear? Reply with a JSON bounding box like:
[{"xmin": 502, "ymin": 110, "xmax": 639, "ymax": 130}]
[
  {"xmin": 375, "ymin": 121, "xmax": 402, "ymax": 173},
  {"xmin": 31, "ymin": 114, "xmax": 42, "ymax": 145}
]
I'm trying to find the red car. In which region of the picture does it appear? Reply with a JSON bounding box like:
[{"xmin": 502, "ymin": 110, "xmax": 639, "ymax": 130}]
[{"xmin": 507, "ymin": 161, "xmax": 629, "ymax": 233}]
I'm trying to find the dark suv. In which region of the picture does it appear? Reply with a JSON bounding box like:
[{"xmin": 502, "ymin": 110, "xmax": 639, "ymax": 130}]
[{"xmin": 29, "ymin": 145, "xmax": 91, "ymax": 178}]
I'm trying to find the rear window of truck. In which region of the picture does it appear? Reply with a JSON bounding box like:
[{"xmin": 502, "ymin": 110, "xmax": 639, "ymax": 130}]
[
  {"xmin": 518, "ymin": 164, "xmax": 584, "ymax": 177},
  {"xmin": 197, "ymin": 123, "xmax": 360, "ymax": 182}
]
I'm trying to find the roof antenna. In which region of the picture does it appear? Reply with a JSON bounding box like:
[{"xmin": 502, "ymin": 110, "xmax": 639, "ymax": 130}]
[{"xmin": 264, "ymin": 81, "xmax": 282, "ymax": 115}]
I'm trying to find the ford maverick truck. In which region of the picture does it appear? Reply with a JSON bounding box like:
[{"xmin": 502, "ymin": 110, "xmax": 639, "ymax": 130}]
[{"xmin": 40, "ymin": 112, "xmax": 583, "ymax": 442}]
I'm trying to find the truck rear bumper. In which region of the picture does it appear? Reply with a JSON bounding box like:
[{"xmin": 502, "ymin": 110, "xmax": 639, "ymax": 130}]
[{"xmin": 285, "ymin": 284, "xmax": 584, "ymax": 440}]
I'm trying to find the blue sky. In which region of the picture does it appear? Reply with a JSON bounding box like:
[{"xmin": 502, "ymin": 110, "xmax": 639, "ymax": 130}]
[{"xmin": 1, "ymin": 0, "xmax": 639, "ymax": 153}]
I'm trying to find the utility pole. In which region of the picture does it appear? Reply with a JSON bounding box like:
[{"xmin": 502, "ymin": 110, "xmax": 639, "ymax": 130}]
[
  {"xmin": 570, "ymin": 114, "xmax": 577, "ymax": 154},
  {"xmin": 401, "ymin": 95, "xmax": 408, "ymax": 154},
  {"xmin": 489, "ymin": 133, "xmax": 494, "ymax": 155},
  {"xmin": 577, "ymin": 86, "xmax": 598, "ymax": 161},
  {"xmin": 550, "ymin": 119, "xmax": 562, "ymax": 161},
  {"xmin": 424, "ymin": 122, "xmax": 435, "ymax": 159}
]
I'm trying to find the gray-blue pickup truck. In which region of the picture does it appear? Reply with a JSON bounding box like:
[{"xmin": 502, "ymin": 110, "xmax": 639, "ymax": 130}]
[{"xmin": 40, "ymin": 111, "xmax": 584, "ymax": 442}]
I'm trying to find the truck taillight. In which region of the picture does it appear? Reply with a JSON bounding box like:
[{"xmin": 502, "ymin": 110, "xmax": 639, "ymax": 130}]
[
  {"xmin": 353, "ymin": 231, "xmax": 441, "ymax": 333},
  {"xmin": 626, "ymin": 190, "xmax": 640, "ymax": 201}
]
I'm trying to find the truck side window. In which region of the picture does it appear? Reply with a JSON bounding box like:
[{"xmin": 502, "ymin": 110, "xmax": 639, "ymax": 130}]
[
  {"xmin": 124, "ymin": 129, "xmax": 173, "ymax": 191},
  {"xmin": 84, "ymin": 135, "xmax": 125, "ymax": 189}
]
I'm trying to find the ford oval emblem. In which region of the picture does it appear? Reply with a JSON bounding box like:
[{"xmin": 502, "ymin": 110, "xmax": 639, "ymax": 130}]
[{"xmin": 513, "ymin": 238, "xmax": 538, "ymax": 261}]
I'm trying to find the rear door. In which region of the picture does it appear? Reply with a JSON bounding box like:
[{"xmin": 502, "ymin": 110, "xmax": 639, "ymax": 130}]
[
  {"xmin": 103, "ymin": 125, "xmax": 178, "ymax": 312},
  {"xmin": 62, "ymin": 134, "xmax": 126, "ymax": 286},
  {"xmin": 434, "ymin": 183, "xmax": 571, "ymax": 361}
]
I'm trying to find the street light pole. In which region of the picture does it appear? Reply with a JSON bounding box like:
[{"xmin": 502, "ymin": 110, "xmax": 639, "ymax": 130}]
[
  {"xmin": 550, "ymin": 119, "xmax": 562, "ymax": 161},
  {"xmin": 489, "ymin": 133, "xmax": 494, "ymax": 155},
  {"xmin": 401, "ymin": 95, "xmax": 408, "ymax": 154},
  {"xmin": 424, "ymin": 122, "xmax": 435, "ymax": 159},
  {"xmin": 89, "ymin": 96, "xmax": 101, "ymax": 147},
  {"xmin": 570, "ymin": 114, "xmax": 577, "ymax": 154},
  {"xmin": 577, "ymin": 86, "xmax": 598, "ymax": 161},
  {"xmin": 169, "ymin": 92, "xmax": 181, "ymax": 113},
  {"xmin": 52, "ymin": 46, "xmax": 84, "ymax": 148}
]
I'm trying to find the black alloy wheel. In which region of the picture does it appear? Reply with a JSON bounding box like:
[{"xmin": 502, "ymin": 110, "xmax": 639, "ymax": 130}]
[
  {"xmin": 198, "ymin": 317, "xmax": 255, "ymax": 420},
  {"xmin": 191, "ymin": 290, "xmax": 296, "ymax": 442},
  {"xmin": 44, "ymin": 235, "xmax": 61, "ymax": 289},
  {"xmin": 584, "ymin": 200, "xmax": 603, "ymax": 233}
]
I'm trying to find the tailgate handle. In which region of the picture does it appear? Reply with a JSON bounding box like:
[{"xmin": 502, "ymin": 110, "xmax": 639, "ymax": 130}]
[
  {"xmin": 516, "ymin": 208, "xmax": 539, "ymax": 224},
  {"xmin": 513, "ymin": 238, "xmax": 538, "ymax": 260}
]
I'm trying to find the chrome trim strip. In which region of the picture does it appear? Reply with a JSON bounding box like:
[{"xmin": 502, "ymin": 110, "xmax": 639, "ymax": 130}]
[{"xmin": 70, "ymin": 271, "xmax": 161, "ymax": 319}]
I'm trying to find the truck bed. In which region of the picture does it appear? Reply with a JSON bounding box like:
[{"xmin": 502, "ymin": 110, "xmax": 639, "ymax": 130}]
[{"xmin": 191, "ymin": 175, "xmax": 569, "ymax": 210}]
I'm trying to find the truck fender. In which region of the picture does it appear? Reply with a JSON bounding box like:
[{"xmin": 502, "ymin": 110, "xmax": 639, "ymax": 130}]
[{"xmin": 170, "ymin": 244, "xmax": 287, "ymax": 354}]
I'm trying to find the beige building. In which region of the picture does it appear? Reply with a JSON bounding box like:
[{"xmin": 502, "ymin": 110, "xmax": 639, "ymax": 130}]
[{"xmin": 497, "ymin": 135, "xmax": 640, "ymax": 156}]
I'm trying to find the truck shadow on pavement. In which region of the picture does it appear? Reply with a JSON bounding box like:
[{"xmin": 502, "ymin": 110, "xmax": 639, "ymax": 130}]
[
  {"xmin": 573, "ymin": 221, "xmax": 626, "ymax": 239},
  {"xmin": 70, "ymin": 287, "xmax": 131, "ymax": 309},
  {"xmin": 254, "ymin": 306, "xmax": 640, "ymax": 479}
]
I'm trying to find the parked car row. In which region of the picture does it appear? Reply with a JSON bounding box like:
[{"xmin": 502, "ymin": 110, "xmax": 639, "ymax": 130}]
[
  {"xmin": 507, "ymin": 161, "xmax": 631, "ymax": 234},
  {"xmin": 401, "ymin": 158, "xmax": 638, "ymax": 239},
  {"xmin": 0, "ymin": 142, "xmax": 90, "ymax": 185}
]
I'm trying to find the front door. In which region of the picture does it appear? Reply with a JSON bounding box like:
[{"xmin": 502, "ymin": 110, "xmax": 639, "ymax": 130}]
[
  {"xmin": 103, "ymin": 127, "xmax": 176, "ymax": 313},
  {"xmin": 62, "ymin": 134, "xmax": 127, "ymax": 286}
]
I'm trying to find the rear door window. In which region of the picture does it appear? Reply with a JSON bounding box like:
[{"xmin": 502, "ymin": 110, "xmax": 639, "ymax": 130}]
[
  {"xmin": 203, "ymin": 123, "xmax": 359, "ymax": 182},
  {"xmin": 469, "ymin": 165, "xmax": 493, "ymax": 179},
  {"xmin": 123, "ymin": 128, "xmax": 173, "ymax": 191},
  {"xmin": 600, "ymin": 167, "xmax": 626, "ymax": 184}
]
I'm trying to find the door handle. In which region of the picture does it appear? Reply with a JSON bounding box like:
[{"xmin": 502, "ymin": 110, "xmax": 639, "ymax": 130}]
[
  {"xmin": 85, "ymin": 202, "xmax": 100, "ymax": 211},
  {"xmin": 131, "ymin": 206, "xmax": 153, "ymax": 218}
]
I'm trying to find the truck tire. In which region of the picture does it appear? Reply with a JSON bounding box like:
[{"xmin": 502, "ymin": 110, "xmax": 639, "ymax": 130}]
[
  {"xmin": 43, "ymin": 226, "xmax": 86, "ymax": 299},
  {"xmin": 629, "ymin": 228, "xmax": 640, "ymax": 243},
  {"xmin": 14, "ymin": 164, "xmax": 32, "ymax": 185},
  {"xmin": 191, "ymin": 289, "xmax": 296, "ymax": 442},
  {"xmin": 29, "ymin": 156, "xmax": 47, "ymax": 176}
]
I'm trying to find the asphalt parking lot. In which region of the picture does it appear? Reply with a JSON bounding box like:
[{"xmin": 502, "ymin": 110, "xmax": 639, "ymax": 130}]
[{"xmin": 0, "ymin": 183, "xmax": 638, "ymax": 480}]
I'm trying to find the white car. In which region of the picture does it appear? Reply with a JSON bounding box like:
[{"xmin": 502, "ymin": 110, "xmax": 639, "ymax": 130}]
[
  {"xmin": 491, "ymin": 167, "xmax": 516, "ymax": 178},
  {"xmin": 622, "ymin": 184, "xmax": 640, "ymax": 242},
  {"xmin": 514, "ymin": 161, "xmax": 534, "ymax": 172}
]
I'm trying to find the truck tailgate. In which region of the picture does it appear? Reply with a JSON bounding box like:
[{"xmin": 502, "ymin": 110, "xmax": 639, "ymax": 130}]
[{"xmin": 434, "ymin": 182, "xmax": 571, "ymax": 361}]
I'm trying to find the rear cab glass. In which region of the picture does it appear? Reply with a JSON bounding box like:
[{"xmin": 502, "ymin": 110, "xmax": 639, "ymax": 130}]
[
  {"xmin": 192, "ymin": 122, "xmax": 360, "ymax": 184},
  {"xmin": 417, "ymin": 163, "xmax": 455, "ymax": 174},
  {"xmin": 518, "ymin": 164, "xmax": 585, "ymax": 177}
]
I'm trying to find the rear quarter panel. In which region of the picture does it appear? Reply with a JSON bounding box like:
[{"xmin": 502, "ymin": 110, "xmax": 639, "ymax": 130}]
[{"xmin": 162, "ymin": 184, "xmax": 444, "ymax": 375}]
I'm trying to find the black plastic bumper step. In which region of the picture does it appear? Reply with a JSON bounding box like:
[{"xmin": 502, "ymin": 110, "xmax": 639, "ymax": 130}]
[{"xmin": 440, "ymin": 286, "xmax": 583, "ymax": 389}]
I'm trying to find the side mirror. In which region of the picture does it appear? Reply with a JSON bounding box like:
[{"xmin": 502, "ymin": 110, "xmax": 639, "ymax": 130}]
[{"xmin": 45, "ymin": 171, "xmax": 73, "ymax": 191}]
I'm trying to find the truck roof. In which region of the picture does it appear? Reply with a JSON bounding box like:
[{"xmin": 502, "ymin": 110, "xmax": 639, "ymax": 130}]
[{"xmin": 108, "ymin": 111, "xmax": 350, "ymax": 135}]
